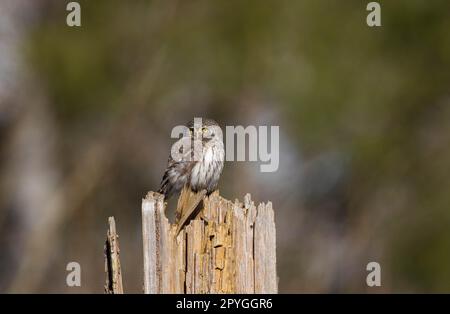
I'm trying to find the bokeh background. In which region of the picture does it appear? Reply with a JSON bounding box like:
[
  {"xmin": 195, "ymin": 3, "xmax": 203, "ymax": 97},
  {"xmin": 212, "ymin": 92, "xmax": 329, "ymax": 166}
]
[{"xmin": 1, "ymin": 0, "xmax": 450, "ymax": 293}]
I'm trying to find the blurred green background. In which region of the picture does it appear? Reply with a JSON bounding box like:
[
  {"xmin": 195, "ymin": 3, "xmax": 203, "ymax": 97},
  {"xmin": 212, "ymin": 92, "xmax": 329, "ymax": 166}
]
[{"xmin": 1, "ymin": 0, "xmax": 450, "ymax": 293}]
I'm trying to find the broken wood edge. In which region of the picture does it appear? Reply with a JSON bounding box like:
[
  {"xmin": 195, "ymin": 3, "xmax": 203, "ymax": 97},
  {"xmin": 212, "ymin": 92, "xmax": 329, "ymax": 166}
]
[
  {"xmin": 104, "ymin": 216, "xmax": 124, "ymax": 294},
  {"xmin": 141, "ymin": 190, "xmax": 277, "ymax": 294},
  {"xmin": 142, "ymin": 191, "xmax": 164, "ymax": 293}
]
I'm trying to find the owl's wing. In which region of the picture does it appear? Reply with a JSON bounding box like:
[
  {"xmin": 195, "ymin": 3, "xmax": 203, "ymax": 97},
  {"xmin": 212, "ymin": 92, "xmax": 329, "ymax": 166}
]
[{"xmin": 158, "ymin": 137, "xmax": 197, "ymax": 198}]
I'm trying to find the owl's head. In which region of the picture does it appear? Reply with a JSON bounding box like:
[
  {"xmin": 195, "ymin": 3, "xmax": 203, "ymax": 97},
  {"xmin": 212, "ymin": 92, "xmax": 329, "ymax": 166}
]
[{"xmin": 186, "ymin": 118, "xmax": 223, "ymax": 142}]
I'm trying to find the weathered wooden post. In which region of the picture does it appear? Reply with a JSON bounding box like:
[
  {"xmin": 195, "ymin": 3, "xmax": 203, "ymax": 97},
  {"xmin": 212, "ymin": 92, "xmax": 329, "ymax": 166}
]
[
  {"xmin": 104, "ymin": 216, "xmax": 124, "ymax": 294},
  {"xmin": 141, "ymin": 188, "xmax": 277, "ymax": 294}
]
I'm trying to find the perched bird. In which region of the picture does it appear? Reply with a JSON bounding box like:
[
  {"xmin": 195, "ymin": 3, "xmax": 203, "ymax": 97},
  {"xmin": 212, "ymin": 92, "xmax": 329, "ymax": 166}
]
[
  {"xmin": 158, "ymin": 118, "xmax": 225, "ymax": 233},
  {"xmin": 158, "ymin": 118, "xmax": 225, "ymax": 198}
]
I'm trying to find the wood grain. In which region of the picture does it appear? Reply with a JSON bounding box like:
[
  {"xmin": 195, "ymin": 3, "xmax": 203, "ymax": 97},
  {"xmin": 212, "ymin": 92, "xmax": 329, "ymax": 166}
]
[
  {"xmin": 141, "ymin": 189, "xmax": 277, "ymax": 293},
  {"xmin": 104, "ymin": 216, "xmax": 124, "ymax": 294}
]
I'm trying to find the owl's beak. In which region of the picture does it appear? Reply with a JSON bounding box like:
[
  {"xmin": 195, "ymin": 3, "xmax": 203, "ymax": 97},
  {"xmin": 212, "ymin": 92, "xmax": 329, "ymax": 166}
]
[{"xmin": 193, "ymin": 128, "xmax": 203, "ymax": 140}]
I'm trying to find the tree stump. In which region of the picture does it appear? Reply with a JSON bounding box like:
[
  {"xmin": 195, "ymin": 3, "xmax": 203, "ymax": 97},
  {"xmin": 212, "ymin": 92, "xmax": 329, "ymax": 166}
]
[{"xmin": 141, "ymin": 188, "xmax": 277, "ymax": 294}]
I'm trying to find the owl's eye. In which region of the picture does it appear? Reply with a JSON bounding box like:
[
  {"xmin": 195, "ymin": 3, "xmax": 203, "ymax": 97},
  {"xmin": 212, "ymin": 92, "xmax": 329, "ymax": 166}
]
[{"xmin": 202, "ymin": 127, "xmax": 207, "ymax": 133}]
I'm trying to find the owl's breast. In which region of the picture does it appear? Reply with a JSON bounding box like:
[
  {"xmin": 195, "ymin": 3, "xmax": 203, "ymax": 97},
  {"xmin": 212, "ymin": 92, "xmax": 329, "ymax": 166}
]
[{"xmin": 189, "ymin": 142, "xmax": 224, "ymax": 193}]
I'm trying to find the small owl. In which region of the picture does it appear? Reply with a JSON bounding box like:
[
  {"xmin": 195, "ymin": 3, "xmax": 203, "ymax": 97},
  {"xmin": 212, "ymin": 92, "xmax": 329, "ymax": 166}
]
[{"xmin": 158, "ymin": 118, "xmax": 225, "ymax": 199}]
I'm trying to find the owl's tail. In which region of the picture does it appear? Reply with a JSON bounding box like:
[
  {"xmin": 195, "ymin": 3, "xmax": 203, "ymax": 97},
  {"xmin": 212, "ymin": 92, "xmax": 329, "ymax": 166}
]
[{"xmin": 157, "ymin": 174, "xmax": 172, "ymax": 199}]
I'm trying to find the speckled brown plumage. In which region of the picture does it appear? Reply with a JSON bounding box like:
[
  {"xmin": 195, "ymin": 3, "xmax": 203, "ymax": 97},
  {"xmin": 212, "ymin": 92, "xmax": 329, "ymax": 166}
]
[{"xmin": 158, "ymin": 118, "xmax": 225, "ymax": 199}]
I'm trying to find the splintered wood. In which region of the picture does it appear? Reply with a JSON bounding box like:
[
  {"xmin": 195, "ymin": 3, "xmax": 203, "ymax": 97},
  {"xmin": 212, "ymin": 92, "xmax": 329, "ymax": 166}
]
[
  {"xmin": 104, "ymin": 216, "xmax": 124, "ymax": 294},
  {"xmin": 141, "ymin": 189, "xmax": 277, "ymax": 294}
]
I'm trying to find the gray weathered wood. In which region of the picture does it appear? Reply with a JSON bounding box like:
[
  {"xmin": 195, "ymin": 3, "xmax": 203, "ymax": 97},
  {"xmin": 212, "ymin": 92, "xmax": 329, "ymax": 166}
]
[
  {"xmin": 142, "ymin": 192, "xmax": 163, "ymax": 293},
  {"xmin": 141, "ymin": 188, "xmax": 277, "ymax": 293},
  {"xmin": 104, "ymin": 216, "xmax": 124, "ymax": 294},
  {"xmin": 254, "ymin": 201, "xmax": 278, "ymax": 293}
]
